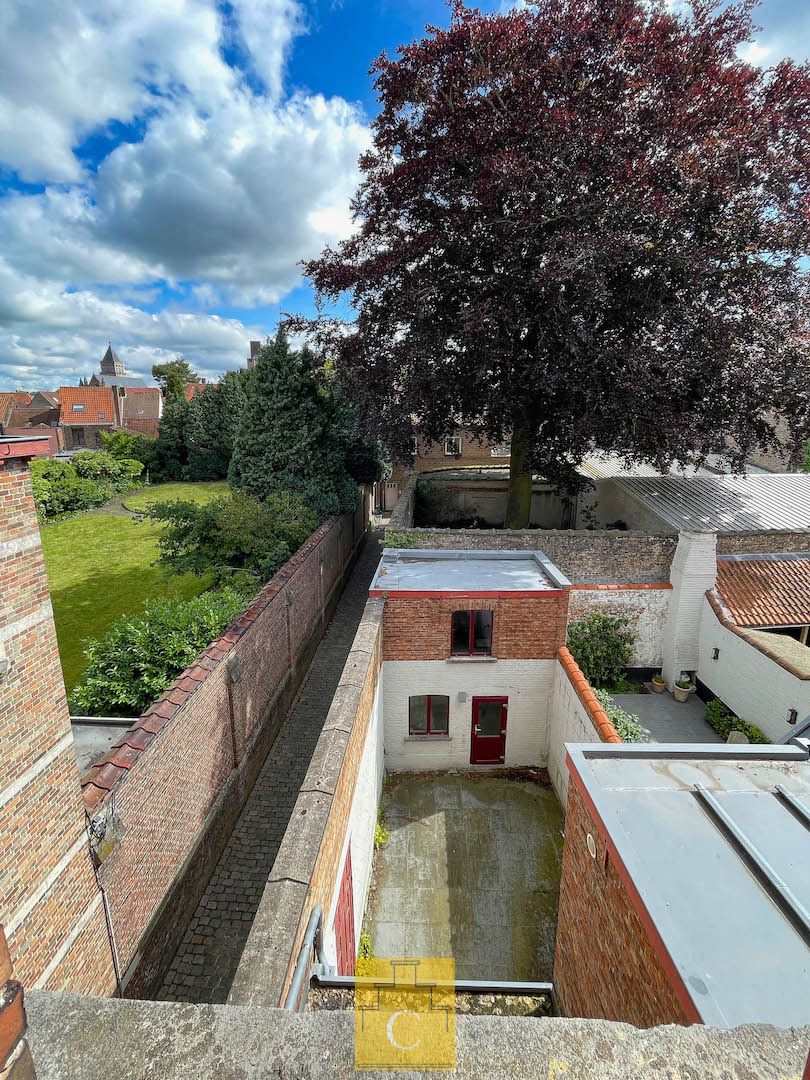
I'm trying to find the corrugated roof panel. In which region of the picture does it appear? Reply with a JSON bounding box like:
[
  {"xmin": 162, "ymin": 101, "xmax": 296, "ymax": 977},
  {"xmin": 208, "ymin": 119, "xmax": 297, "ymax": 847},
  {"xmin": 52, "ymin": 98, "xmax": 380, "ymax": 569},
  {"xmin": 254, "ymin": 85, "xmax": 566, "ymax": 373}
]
[{"xmin": 615, "ymin": 474, "xmax": 810, "ymax": 532}]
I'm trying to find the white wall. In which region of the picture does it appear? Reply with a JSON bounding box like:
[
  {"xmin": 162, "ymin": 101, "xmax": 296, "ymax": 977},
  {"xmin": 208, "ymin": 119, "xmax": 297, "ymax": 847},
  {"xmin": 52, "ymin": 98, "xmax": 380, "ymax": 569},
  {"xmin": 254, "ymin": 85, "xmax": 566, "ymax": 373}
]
[
  {"xmin": 382, "ymin": 659, "xmax": 555, "ymax": 771},
  {"xmin": 661, "ymin": 531, "xmax": 717, "ymax": 687},
  {"xmin": 546, "ymin": 661, "xmax": 605, "ymax": 806},
  {"xmin": 568, "ymin": 588, "xmax": 670, "ymax": 667},
  {"xmin": 589, "ymin": 479, "xmax": 672, "ymax": 532},
  {"xmin": 323, "ymin": 678, "xmax": 384, "ymax": 969},
  {"xmin": 697, "ymin": 599, "xmax": 808, "ymax": 742}
]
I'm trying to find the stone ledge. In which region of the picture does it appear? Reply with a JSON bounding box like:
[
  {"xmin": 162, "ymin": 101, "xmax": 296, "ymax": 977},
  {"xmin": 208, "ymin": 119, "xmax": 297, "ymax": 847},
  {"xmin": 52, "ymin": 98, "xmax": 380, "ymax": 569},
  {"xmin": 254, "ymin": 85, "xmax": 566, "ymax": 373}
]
[{"xmin": 27, "ymin": 991, "xmax": 810, "ymax": 1080}]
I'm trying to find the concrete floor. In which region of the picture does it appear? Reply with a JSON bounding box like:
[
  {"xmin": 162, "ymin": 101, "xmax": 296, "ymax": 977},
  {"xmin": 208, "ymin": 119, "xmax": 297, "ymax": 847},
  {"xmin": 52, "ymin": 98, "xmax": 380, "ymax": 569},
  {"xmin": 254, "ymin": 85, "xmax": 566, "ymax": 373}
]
[
  {"xmin": 368, "ymin": 773, "xmax": 564, "ymax": 982},
  {"xmin": 613, "ymin": 691, "xmax": 723, "ymax": 744}
]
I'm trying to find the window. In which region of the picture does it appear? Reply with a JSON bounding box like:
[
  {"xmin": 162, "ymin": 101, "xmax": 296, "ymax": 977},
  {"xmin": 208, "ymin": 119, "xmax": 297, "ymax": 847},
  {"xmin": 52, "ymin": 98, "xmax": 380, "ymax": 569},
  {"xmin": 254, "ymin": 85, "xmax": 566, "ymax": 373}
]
[
  {"xmin": 444, "ymin": 436, "xmax": 461, "ymax": 457},
  {"xmin": 73, "ymin": 428, "xmax": 86, "ymax": 447},
  {"xmin": 98, "ymin": 411, "xmax": 106, "ymax": 419},
  {"xmin": 490, "ymin": 444, "xmax": 511, "ymax": 458},
  {"xmin": 71, "ymin": 403, "xmax": 85, "ymax": 412},
  {"xmin": 451, "ymin": 610, "xmax": 493, "ymax": 656},
  {"xmin": 409, "ymin": 695, "xmax": 449, "ymax": 736}
]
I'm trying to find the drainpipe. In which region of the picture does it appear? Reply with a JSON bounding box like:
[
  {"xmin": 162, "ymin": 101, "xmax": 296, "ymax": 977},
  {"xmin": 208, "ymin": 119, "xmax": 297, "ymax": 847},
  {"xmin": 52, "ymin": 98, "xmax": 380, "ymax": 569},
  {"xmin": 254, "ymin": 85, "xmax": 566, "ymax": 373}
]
[{"xmin": 284, "ymin": 906, "xmax": 324, "ymax": 1012}]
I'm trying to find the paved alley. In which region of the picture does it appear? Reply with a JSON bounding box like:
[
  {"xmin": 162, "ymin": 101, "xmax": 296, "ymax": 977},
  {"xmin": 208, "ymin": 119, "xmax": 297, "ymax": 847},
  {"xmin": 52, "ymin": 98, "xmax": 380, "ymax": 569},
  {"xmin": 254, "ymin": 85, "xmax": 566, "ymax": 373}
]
[{"xmin": 159, "ymin": 530, "xmax": 382, "ymax": 1003}]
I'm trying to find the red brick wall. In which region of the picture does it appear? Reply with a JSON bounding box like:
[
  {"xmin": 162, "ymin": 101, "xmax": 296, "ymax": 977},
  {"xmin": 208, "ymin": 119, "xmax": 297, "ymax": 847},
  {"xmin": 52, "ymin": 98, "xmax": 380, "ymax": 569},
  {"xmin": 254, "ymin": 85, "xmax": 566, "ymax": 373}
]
[
  {"xmin": 0, "ymin": 924, "xmax": 35, "ymax": 1079},
  {"xmin": 0, "ymin": 457, "xmax": 116, "ymax": 997},
  {"xmin": 391, "ymin": 431, "xmax": 508, "ymax": 481},
  {"xmin": 81, "ymin": 492, "xmax": 369, "ymax": 996},
  {"xmin": 382, "ymin": 592, "xmax": 569, "ymax": 661},
  {"xmin": 553, "ymin": 783, "xmax": 694, "ymax": 1027}
]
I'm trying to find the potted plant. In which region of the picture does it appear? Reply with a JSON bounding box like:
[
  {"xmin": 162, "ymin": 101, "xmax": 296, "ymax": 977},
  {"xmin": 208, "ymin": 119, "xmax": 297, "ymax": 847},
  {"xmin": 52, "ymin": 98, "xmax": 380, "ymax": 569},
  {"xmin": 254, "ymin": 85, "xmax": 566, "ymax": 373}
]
[
  {"xmin": 673, "ymin": 678, "xmax": 694, "ymax": 703},
  {"xmin": 651, "ymin": 673, "xmax": 666, "ymax": 694}
]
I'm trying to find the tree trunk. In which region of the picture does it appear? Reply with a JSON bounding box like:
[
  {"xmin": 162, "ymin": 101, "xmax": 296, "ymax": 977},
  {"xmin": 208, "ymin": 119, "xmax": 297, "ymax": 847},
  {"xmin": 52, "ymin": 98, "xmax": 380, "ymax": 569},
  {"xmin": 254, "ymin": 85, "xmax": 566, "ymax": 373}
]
[{"xmin": 505, "ymin": 418, "xmax": 534, "ymax": 529}]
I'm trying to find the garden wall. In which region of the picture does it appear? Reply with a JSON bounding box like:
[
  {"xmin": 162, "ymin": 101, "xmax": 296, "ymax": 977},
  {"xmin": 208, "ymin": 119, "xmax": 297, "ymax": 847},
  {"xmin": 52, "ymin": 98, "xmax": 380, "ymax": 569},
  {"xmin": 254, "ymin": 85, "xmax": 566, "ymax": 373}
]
[
  {"xmin": 568, "ymin": 585, "xmax": 671, "ymax": 668},
  {"xmin": 80, "ymin": 491, "xmax": 370, "ymax": 998},
  {"xmin": 228, "ymin": 597, "xmax": 384, "ymax": 1007},
  {"xmin": 546, "ymin": 647, "xmax": 621, "ymax": 806},
  {"xmin": 385, "ymin": 523, "xmax": 677, "ymax": 585}
]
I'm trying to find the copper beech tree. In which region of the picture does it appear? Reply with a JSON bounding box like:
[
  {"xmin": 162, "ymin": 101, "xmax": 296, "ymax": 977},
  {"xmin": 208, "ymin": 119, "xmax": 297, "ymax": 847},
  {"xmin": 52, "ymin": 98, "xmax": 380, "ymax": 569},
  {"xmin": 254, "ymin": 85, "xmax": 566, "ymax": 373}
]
[{"xmin": 297, "ymin": 0, "xmax": 810, "ymax": 527}]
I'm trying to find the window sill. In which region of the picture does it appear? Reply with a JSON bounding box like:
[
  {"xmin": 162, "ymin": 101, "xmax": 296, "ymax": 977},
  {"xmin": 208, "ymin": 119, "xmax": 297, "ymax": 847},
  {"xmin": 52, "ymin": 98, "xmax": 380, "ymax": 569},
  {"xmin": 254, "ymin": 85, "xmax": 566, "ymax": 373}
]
[
  {"xmin": 405, "ymin": 735, "xmax": 452, "ymax": 742},
  {"xmin": 446, "ymin": 656, "xmax": 498, "ymax": 663}
]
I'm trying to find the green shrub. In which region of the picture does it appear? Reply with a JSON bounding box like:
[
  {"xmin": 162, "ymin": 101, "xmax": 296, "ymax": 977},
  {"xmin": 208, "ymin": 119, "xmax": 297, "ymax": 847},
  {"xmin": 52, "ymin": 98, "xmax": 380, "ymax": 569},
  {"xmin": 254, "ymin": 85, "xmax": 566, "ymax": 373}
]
[
  {"xmin": 71, "ymin": 587, "xmax": 248, "ymax": 716},
  {"xmin": 100, "ymin": 429, "xmax": 158, "ymax": 470},
  {"xmin": 358, "ymin": 930, "xmax": 374, "ymax": 960},
  {"xmin": 704, "ymin": 698, "xmax": 768, "ymax": 743},
  {"xmin": 567, "ymin": 612, "xmax": 634, "ymax": 688},
  {"xmin": 594, "ymin": 689, "xmax": 648, "ymax": 743},
  {"xmin": 139, "ymin": 489, "xmax": 319, "ymax": 585},
  {"xmin": 31, "ymin": 452, "xmax": 144, "ymax": 520}
]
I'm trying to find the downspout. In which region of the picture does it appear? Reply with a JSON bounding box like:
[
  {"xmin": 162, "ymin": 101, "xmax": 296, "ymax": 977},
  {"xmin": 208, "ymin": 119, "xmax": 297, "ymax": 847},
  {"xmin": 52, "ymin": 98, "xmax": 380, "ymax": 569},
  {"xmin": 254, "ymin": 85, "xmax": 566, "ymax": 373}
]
[{"xmin": 284, "ymin": 905, "xmax": 324, "ymax": 1012}]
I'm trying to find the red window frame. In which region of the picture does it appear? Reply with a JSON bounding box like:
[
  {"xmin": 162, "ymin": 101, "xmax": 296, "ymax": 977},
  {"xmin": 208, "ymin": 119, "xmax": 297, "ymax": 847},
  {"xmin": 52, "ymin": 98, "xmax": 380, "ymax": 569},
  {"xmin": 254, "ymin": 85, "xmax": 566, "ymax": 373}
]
[
  {"xmin": 450, "ymin": 609, "xmax": 493, "ymax": 657},
  {"xmin": 409, "ymin": 695, "xmax": 450, "ymax": 736}
]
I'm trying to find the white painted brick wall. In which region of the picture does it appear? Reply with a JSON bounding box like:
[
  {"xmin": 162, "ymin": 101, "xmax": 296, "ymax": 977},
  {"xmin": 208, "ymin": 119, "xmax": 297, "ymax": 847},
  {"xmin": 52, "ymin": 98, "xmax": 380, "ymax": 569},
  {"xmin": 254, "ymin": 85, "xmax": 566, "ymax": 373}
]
[
  {"xmin": 382, "ymin": 659, "xmax": 555, "ymax": 771},
  {"xmin": 323, "ymin": 679, "xmax": 384, "ymax": 968},
  {"xmin": 697, "ymin": 599, "xmax": 808, "ymax": 742},
  {"xmin": 662, "ymin": 531, "xmax": 717, "ymax": 687},
  {"xmin": 546, "ymin": 662, "xmax": 604, "ymax": 806},
  {"xmin": 569, "ymin": 589, "xmax": 670, "ymax": 667}
]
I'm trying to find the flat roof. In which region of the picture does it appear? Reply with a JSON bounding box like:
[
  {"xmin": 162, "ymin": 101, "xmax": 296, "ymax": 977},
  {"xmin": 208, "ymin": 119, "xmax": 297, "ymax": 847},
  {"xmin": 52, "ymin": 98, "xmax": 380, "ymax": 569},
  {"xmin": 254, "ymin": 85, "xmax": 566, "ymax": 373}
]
[
  {"xmin": 70, "ymin": 717, "xmax": 132, "ymax": 775},
  {"xmin": 614, "ymin": 474, "xmax": 810, "ymax": 532},
  {"xmin": 370, "ymin": 548, "xmax": 570, "ymax": 594},
  {"xmin": 567, "ymin": 742, "xmax": 810, "ymax": 1029}
]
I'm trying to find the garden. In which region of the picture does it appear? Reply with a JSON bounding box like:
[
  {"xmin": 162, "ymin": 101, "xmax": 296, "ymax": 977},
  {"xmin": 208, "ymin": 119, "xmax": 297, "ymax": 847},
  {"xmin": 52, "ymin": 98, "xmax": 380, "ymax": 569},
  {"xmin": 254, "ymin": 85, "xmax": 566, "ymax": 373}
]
[{"xmin": 41, "ymin": 335, "xmax": 382, "ymax": 717}]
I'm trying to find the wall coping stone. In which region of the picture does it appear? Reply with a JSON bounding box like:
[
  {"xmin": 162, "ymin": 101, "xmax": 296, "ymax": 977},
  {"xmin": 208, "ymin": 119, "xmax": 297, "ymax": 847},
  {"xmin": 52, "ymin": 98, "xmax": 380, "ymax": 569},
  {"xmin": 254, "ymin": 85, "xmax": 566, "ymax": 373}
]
[
  {"xmin": 26, "ymin": 990, "xmax": 810, "ymax": 1080},
  {"xmin": 557, "ymin": 646, "xmax": 622, "ymax": 743}
]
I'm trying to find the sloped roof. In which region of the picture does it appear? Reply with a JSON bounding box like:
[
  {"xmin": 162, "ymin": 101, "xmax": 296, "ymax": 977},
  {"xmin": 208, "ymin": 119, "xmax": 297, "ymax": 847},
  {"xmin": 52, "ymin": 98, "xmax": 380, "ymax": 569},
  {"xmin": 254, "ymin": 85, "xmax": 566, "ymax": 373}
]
[
  {"xmin": 715, "ymin": 552, "xmax": 810, "ymax": 628},
  {"xmin": 57, "ymin": 386, "xmax": 116, "ymax": 425},
  {"xmin": 184, "ymin": 381, "xmax": 209, "ymax": 402},
  {"xmin": 0, "ymin": 393, "xmax": 13, "ymax": 423},
  {"xmin": 615, "ymin": 474, "xmax": 810, "ymax": 532}
]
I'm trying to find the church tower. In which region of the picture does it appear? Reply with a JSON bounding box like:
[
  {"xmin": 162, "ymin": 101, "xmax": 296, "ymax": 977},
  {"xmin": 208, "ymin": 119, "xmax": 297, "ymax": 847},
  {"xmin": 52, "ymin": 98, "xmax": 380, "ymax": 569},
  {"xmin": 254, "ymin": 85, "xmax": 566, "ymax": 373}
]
[{"xmin": 100, "ymin": 343, "xmax": 126, "ymax": 377}]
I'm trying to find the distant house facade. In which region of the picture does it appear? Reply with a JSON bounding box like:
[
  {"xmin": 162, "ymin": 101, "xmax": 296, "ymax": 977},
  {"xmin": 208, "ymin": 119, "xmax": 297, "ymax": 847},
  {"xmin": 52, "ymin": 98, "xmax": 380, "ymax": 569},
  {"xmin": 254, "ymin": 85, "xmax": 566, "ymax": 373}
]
[
  {"xmin": 57, "ymin": 386, "xmax": 117, "ymax": 449},
  {"xmin": 0, "ymin": 392, "xmax": 63, "ymax": 454},
  {"xmin": 119, "ymin": 386, "xmax": 162, "ymax": 437},
  {"xmin": 184, "ymin": 380, "xmax": 209, "ymax": 402}
]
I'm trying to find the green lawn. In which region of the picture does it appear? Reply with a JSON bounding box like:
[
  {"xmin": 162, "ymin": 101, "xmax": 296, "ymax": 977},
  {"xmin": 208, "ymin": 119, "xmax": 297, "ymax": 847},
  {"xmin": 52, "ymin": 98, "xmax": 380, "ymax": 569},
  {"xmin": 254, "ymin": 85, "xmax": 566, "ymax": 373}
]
[
  {"xmin": 41, "ymin": 482, "xmax": 228, "ymax": 697},
  {"xmin": 122, "ymin": 480, "xmax": 229, "ymax": 511}
]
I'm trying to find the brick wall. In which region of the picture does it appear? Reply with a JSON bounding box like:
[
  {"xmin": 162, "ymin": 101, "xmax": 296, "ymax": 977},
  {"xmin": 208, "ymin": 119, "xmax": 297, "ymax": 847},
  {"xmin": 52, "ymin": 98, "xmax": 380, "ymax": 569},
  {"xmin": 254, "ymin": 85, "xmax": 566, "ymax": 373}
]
[
  {"xmin": 553, "ymin": 783, "xmax": 693, "ymax": 1027},
  {"xmin": 383, "ymin": 525, "xmax": 677, "ymax": 584},
  {"xmin": 0, "ymin": 925, "xmax": 35, "ymax": 1079},
  {"xmin": 382, "ymin": 593, "xmax": 569, "ymax": 661},
  {"xmin": 568, "ymin": 586, "xmax": 671, "ymax": 668},
  {"xmin": 546, "ymin": 649, "xmax": 621, "ymax": 805},
  {"xmin": 391, "ymin": 432, "xmax": 509, "ymax": 481},
  {"xmin": 0, "ymin": 452, "xmax": 116, "ymax": 997},
  {"xmin": 228, "ymin": 598, "xmax": 385, "ymax": 1007},
  {"xmin": 716, "ymin": 531, "xmax": 810, "ymax": 555},
  {"xmin": 80, "ymin": 491, "xmax": 370, "ymax": 998}
]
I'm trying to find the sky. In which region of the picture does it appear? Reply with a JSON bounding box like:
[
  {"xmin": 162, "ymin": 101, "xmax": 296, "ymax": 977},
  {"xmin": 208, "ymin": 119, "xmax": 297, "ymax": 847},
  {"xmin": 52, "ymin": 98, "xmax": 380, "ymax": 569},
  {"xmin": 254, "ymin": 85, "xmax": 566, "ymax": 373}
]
[{"xmin": 0, "ymin": 0, "xmax": 807, "ymax": 389}]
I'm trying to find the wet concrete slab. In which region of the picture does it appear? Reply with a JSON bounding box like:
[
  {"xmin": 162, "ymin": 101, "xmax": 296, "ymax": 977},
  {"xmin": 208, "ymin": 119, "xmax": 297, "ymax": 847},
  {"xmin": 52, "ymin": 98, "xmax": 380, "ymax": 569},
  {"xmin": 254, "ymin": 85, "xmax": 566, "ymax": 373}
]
[{"xmin": 367, "ymin": 772, "xmax": 564, "ymax": 981}]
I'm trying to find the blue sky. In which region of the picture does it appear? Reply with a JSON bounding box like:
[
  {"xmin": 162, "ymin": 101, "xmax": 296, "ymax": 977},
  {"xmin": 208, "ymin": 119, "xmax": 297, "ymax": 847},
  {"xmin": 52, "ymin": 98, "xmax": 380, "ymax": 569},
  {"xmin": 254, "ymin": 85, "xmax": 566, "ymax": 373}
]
[{"xmin": 0, "ymin": 0, "xmax": 807, "ymax": 389}]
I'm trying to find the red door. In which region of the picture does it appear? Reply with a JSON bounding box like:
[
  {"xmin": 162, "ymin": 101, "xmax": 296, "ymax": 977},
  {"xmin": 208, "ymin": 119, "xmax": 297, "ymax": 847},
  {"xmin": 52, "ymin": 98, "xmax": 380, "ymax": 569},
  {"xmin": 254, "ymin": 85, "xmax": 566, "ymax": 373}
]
[
  {"xmin": 470, "ymin": 697, "xmax": 508, "ymax": 764},
  {"xmin": 335, "ymin": 847, "xmax": 356, "ymax": 975}
]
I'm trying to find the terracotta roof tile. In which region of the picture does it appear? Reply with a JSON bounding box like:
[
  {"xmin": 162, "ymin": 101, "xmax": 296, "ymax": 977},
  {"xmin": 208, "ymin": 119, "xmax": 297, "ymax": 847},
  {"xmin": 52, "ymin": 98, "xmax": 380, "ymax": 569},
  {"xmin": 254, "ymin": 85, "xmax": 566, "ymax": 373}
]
[
  {"xmin": 557, "ymin": 646, "xmax": 622, "ymax": 743},
  {"xmin": 57, "ymin": 386, "xmax": 116, "ymax": 425},
  {"xmin": 716, "ymin": 553, "xmax": 810, "ymax": 628}
]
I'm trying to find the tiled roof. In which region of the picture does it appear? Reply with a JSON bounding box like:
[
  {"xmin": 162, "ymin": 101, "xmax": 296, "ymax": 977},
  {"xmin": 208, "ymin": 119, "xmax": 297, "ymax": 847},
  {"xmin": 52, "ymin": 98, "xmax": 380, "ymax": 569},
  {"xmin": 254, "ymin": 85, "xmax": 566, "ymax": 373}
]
[
  {"xmin": 57, "ymin": 386, "xmax": 116, "ymax": 425},
  {"xmin": 557, "ymin": 646, "xmax": 622, "ymax": 743},
  {"xmin": 0, "ymin": 393, "xmax": 13, "ymax": 423},
  {"xmin": 184, "ymin": 381, "xmax": 209, "ymax": 402},
  {"xmin": 12, "ymin": 391, "xmax": 32, "ymax": 405},
  {"xmin": 715, "ymin": 553, "xmax": 810, "ymax": 628}
]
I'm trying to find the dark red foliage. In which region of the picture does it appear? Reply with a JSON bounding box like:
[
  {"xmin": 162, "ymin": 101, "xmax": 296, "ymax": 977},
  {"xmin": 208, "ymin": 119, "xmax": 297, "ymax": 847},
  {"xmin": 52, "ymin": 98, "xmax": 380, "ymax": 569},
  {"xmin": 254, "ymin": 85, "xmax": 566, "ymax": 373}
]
[{"xmin": 296, "ymin": 0, "xmax": 810, "ymax": 495}]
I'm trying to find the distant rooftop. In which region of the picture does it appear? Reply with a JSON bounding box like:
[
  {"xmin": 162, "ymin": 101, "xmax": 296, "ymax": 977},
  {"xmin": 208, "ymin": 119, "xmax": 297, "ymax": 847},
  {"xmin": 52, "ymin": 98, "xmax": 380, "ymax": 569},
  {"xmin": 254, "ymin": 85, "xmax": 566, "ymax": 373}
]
[
  {"xmin": 614, "ymin": 474, "xmax": 810, "ymax": 532},
  {"xmin": 370, "ymin": 548, "xmax": 570, "ymax": 594},
  {"xmin": 568, "ymin": 742, "xmax": 810, "ymax": 1029}
]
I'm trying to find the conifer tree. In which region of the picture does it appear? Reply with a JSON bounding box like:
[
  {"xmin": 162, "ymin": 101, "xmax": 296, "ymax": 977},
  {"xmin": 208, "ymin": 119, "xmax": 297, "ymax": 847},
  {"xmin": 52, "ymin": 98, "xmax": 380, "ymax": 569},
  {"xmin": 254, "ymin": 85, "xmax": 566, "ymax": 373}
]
[
  {"xmin": 229, "ymin": 333, "xmax": 357, "ymax": 518},
  {"xmin": 186, "ymin": 371, "xmax": 247, "ymax": 480}
]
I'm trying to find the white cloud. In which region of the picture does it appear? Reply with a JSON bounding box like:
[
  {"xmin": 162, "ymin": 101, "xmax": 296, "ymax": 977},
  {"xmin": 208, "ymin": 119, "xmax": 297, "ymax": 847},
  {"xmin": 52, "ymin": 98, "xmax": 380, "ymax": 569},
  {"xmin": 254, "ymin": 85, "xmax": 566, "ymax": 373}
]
[
  {"xmin": 0, "ymin": 0, "xmax": 369, "ymax": 386},
  {"xmin": 0, "ymin": 259, "xmax": 262, "ymax": 387}
]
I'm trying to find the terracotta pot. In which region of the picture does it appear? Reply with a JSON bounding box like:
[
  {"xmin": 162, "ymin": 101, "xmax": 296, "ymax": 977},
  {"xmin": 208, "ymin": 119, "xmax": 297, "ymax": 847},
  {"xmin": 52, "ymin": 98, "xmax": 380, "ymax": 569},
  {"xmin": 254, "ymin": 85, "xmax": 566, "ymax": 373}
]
[
  {"xmin": 673, "ymin": 684, "xmax": 692, "ymax": 703},
  {"xmin": 651, "ymin": 678, "xmax": 666, "ymax": 694}
]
